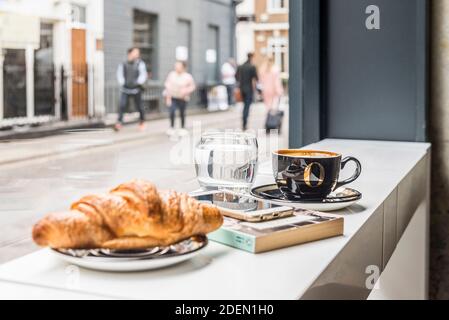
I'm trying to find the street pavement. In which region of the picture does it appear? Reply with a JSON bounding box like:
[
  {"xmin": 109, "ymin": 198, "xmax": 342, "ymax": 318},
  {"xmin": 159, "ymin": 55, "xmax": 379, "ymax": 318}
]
[{"xmin": 0, "ymin": 104, "xmax": 288, "ymax": 264}]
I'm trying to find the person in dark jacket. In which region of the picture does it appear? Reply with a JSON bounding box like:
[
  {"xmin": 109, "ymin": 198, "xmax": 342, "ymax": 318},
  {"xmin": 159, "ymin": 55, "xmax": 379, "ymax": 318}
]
[
  {"xmin": 236, "ymin": 53, "xmax": 259, "ymax": 131},
  {"xmin": 115, "ymin": 47, "xmax": 148, "ymax": 131}
]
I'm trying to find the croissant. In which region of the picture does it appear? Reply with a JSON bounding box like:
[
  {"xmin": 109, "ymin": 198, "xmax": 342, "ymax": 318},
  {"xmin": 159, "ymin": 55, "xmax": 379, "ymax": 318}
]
[{"xmin": 32, "ymin": 180, "xmax": 223, "ymax": 250}]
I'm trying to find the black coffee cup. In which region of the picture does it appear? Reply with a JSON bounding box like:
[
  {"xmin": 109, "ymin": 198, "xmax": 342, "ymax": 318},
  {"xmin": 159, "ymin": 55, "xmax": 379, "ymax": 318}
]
[{"xmin": 273, "ymin": 150, "xmax": 362, "ymax": 200}]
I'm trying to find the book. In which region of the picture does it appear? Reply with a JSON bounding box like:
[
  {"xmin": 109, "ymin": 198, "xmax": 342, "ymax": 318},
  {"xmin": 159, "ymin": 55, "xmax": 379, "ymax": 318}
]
[{"xmin": 209, "ymin": 210, "xmax": 344, "ymax": 253}]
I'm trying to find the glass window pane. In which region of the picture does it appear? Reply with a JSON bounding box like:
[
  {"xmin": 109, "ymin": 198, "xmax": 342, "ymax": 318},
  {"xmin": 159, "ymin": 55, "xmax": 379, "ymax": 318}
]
[
  {"xmin": 3, "ymin": 49, "xmax": 27, "ymax": 119},
  {"xmin": 177, "ymin": 19, "xmax": 192, "ymax": 69},
  {"xmin": 133, "ymin": 10, "xmax": 157, "ymax": 78},
  {"xmin": 34, "ymin": 23, "xmax": 55, "ymax": 116},
  {"xmin": 71, "ymin": 4, "xmax": 86, "ymax": 24},
  {"xmin": 207, "ymin": 25, "xmax": 219, "ymax": 83}
]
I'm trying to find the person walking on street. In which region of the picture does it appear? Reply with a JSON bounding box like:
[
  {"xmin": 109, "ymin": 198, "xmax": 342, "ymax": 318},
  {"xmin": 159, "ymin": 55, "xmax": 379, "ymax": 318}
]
[
  {"xmin": 236, "ymin": 53, "xmax": 258, "ymax": 131},
  {"xmin": 115, "ymin": 47, "xmax": 148, "ymax": 132},
  {"xmin": 259, "ymin": 57, "xmax": 284, "ymax": 111},
  {"xmin": 164, "ymin": 61, "xmax": 196, "ymax": 137},
  {"xmin": 221, "ymin": 58, "xmax": 237, "ymax": 107}
]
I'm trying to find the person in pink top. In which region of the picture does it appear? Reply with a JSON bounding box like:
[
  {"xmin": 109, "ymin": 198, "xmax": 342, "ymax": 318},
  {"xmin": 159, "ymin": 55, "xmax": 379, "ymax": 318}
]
[
  {"xmin": 164, "ymin": 61, "xmax": 196, "ymax": 135},
  {"xmin": 259, "ymin": 57, "xmax": 284, "ymax": 111}
]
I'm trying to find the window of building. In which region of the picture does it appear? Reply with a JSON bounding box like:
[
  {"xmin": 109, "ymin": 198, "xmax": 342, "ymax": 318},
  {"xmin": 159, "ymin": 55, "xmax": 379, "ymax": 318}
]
[
  {"xmin": 267, "ymin": 0, "xmax": 289, "ymax": 14},
  {"xmin": 206, "ymin": 25, "xmax": 220, "ymax": 83},
  {"xmin": 177, "ymin": 19, "xmax": 192, "ymax": 71},
  {"xmin": 34, "ymin": 22, "xmax": 55, "ymax": 116},
  {"xmin": 71, "ymin": 4, "xmax": 87, "ymax": 24},
  {"xmin": 267, "ymin": 37, "xmax": 288, "ymax": 74},
  {"xmin": 133, "ymin": 10, "xmax": 158, "ymax": 79},
  {"xmin": 3, "ymin": 49, "xmax": 27, "ymax": 119}
]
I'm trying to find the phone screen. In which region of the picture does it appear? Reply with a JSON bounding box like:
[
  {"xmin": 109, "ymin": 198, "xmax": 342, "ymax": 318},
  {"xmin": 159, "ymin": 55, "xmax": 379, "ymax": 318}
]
[{"xmin": 194, "ymin": 191, "xmax": 283, "ymax": 213}]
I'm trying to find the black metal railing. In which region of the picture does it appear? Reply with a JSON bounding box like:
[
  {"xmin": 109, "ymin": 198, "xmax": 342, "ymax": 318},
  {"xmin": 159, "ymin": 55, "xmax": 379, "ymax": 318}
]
[
  {"xmin": 1, "ymin": 62, "xmax": 226, "ymax": 130},
  {"xmin": 0, "ymin": 64, "xmax": 94, "ymax": 130}
]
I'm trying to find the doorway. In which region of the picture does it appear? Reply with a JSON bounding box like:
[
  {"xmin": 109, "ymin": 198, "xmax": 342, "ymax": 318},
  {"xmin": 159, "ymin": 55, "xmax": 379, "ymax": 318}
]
[{"xmin": 71, "ymin": 28, "xmax": 88, "ymax": 118}]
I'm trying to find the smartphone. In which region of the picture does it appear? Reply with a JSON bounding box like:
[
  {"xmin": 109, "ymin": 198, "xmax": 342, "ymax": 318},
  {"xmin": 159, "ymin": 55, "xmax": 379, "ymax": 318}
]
[{"xmin": 191, "ymin": 190, "xmax": 294, "ymax": 222}]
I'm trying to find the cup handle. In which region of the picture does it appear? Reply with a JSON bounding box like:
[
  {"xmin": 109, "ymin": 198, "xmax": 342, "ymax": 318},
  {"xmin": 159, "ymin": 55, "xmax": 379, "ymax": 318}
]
[{"xmin": 335, "ymin": 157, "xmax": 362, "ymax": 189}]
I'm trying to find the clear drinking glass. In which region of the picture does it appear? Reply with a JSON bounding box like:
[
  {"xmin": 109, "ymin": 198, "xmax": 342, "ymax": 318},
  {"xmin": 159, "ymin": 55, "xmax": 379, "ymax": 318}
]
[{"xmin": 194, "ymin": 131, "xmax": 259, "ymax": 193}]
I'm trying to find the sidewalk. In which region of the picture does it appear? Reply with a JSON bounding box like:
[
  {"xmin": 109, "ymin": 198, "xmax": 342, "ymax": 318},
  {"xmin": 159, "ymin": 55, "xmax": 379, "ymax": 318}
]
[
  {"xmin": 0, "ymin": 107, "xmax": 210, "ymax": 141},
  {"xmin": 0, "ymin": 105, "xmax": 272, "ymax": 167}
]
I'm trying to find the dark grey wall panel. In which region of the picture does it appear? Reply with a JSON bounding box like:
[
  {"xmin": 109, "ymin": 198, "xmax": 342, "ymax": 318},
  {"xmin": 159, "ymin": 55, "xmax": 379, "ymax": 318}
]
[{"xmin": 323, "ymin": 0, "xmax": 428, "ymax": 142}]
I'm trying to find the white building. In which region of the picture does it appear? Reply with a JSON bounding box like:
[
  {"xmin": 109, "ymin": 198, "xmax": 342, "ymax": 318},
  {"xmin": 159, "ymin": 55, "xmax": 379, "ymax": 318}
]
[
  {"xmin": 0, "ymin": 0, "xmax": 104, "ymax": 128},
  {"xmin": 236, "ymin": 0, "xmax": 255, "ymax": 65}
]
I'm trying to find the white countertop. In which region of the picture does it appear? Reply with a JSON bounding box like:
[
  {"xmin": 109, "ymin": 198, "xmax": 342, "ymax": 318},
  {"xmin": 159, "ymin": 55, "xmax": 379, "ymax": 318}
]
[
  {"xmin": 0, "ymin": 139, "xmax": 431, "ymax": 300},
  {"xmin": 0, "ymin": 279, "xmax": 112, "ymax": 300}
]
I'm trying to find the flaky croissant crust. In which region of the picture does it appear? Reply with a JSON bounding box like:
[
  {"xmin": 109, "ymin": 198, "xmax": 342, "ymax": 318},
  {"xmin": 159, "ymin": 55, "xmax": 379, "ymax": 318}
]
[{"xmin": 32, "ymin": 180, "xmax": 223, "ymax": 250}]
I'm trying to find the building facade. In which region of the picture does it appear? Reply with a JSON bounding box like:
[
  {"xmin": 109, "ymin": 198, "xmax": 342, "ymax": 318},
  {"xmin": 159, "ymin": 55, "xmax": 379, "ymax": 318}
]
[
  {"xmin": 237, "ymin": 0, "xmax": 289, "ymax": 79},
  {"xmin": 0, "ymin": 0, "xmax": 236, "ymax": 126},
  {"xmin": 0, "ymin": 0, "xmax": 105, "ymax": 128},
  {"xmin": 103, "ymin": 0, "xmax": 235, "ymax": 115}
]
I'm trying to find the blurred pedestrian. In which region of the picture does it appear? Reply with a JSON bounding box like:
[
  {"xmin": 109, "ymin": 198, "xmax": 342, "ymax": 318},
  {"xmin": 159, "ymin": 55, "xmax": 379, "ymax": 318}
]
[
  {"xmin": 259, "ymin": 57, "xmax": 284, "ymax": 111},
  {"xmin": 115, "ymin": 47, "xmax": 148, "ymax": 132},
  {"xmin": 221, "ymin": 58, "xmax": 237, "ymax": 107},
  {"xmin": 164, "ymin": 61, "xmax": 196, "ymax": 137},
  {"xmin": 260, "ymin": 57, "xmax": 285, "ymax": 134},
  {"xmin": 236, "ymin": 53, "xmax": 258, "ymax": 131}
]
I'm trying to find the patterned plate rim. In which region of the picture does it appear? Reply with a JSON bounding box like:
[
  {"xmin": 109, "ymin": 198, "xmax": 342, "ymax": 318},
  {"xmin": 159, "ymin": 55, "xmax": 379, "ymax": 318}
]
[{"xmin": 52, "ymin": 235, "xmax": 208, "ymax": 262}]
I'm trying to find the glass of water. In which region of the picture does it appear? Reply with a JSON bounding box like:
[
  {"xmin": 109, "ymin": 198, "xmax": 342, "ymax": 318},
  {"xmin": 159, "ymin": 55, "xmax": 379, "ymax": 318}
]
[{"xmin": 195, "ymin": 131, "xmax": 258, "ymax": 193}]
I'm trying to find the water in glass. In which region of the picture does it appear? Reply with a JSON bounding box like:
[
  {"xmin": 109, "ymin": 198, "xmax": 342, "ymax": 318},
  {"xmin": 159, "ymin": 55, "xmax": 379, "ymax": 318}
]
[{"xmin": 195, "ymin": 132, "xmax": 258, "ymax": 193}]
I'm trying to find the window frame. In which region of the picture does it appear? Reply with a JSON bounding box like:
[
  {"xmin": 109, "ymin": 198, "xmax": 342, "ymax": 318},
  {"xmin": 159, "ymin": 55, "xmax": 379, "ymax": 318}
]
[{"xmin": 289, "ymin": 0, "xmax": 321, "ymax": 148}]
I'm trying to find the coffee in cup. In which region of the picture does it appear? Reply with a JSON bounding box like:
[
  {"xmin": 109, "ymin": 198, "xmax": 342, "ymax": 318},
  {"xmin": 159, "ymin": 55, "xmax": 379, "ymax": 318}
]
[{"xmin": 272, "ymin": 150, "xmax": 362, "ymax": 199}]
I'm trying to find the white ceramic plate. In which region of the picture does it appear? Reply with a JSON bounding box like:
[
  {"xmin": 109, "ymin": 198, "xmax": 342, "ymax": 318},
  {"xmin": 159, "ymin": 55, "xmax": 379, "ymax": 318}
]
[{"xmin": 51, "ymin": 236, "xmax": 208, "ymax": 272}]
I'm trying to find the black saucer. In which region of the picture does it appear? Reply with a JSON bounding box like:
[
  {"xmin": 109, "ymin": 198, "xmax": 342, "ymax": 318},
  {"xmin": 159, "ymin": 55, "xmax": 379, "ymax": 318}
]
[{"xmin": 251, "ymin": 184, "xmax": 362, "ymax": 204}]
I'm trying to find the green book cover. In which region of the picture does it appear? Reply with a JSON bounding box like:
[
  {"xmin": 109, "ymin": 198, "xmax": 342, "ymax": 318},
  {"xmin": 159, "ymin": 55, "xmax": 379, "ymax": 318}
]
[{"xmin": 209, "ymin": 227, "xmax": 256, "ymax": 253}]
